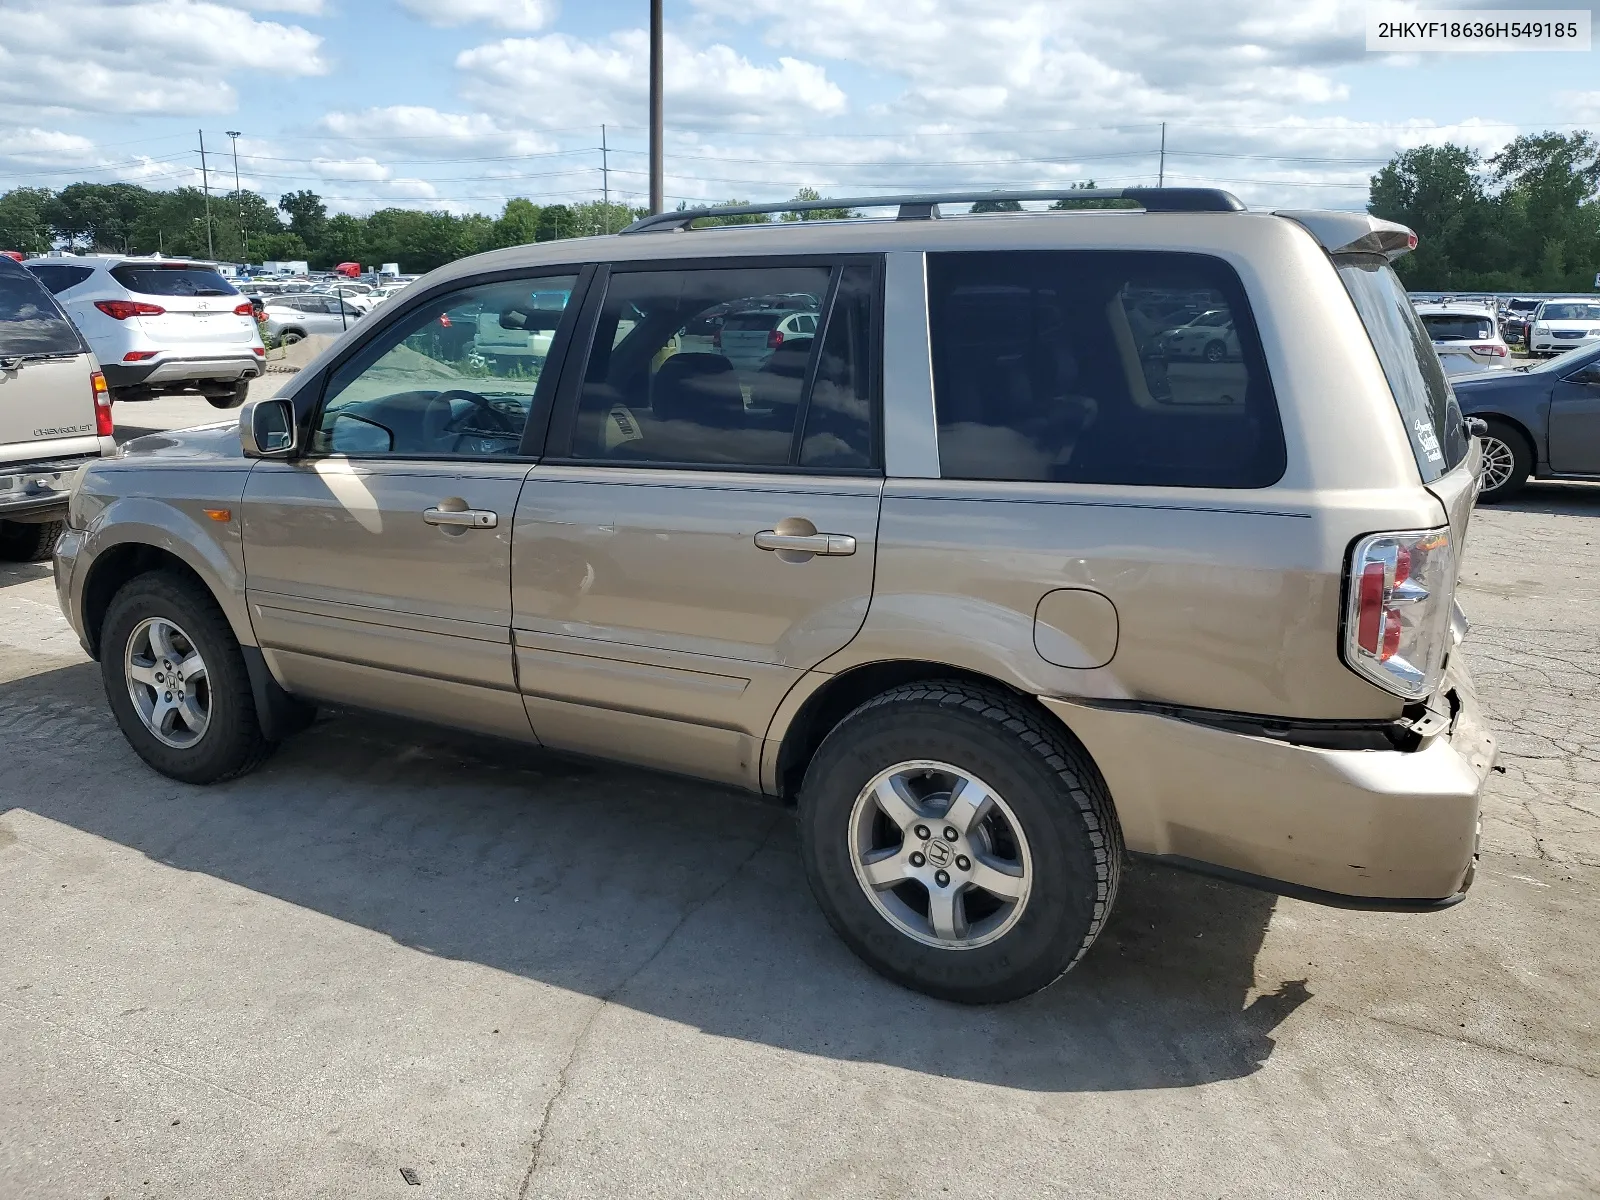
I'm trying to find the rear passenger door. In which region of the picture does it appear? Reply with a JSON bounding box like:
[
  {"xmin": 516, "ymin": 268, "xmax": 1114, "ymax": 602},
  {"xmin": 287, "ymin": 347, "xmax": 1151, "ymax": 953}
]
[{"xmin": 512, "ymin": 259, "xmax": 882, "ymax": 788}]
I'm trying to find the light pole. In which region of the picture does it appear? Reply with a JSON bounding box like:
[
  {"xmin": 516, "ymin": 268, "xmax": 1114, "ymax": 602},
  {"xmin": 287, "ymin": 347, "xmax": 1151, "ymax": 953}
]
[
  {"xmin": 649, "ymin": 0, "xmax": 663, "ymax": 214},
  {"xmin": 226, "ymin": 131, "xmax": 245, "ymax": 262}
]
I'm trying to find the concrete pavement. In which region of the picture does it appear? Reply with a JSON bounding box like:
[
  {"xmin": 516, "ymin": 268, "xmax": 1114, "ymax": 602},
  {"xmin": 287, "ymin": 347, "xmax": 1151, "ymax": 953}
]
[{"xmin": 0, "ymin": 428, "xmax": 1596, "ymax": 1196}]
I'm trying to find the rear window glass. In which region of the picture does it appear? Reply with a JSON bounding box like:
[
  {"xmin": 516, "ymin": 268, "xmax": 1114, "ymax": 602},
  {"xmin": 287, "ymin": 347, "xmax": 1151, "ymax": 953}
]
[
  {"xmin": 1336, "ymin": 257, "xmax": 1468, "ymax": 482},
  {"xmin": 724, "ymin": 311, "xmax": 783, "ymax": 331},
  {"xmin": 26, "ymin": 264, "xmax": 95, "ymax": 295},
  {"xmin": 0, "ymin": 262, "xmax": 84, "ymax": 357},
  {"xmin": 927, "ymin": 250, "xmax": 1285, "ymax": 488},
  {"xmin": 110, "ymin": 264, "xmax": 238, "ymax": 298},
  {"xmin": 1421, "ymin": 314, "xmax": 1494, "ymax": 342}
]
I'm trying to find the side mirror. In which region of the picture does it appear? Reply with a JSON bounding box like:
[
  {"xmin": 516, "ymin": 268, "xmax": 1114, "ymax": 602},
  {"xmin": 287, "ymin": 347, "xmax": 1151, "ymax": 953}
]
[{"xmin": 240, "ymin": 397, "xmax": 297, "ymax": 458}]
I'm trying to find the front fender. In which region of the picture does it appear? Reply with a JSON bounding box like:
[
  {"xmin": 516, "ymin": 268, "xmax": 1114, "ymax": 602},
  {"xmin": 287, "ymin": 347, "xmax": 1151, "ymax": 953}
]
[{"xmin": 76, "ymin": 486, "xmax": 255, "ymax": 651}]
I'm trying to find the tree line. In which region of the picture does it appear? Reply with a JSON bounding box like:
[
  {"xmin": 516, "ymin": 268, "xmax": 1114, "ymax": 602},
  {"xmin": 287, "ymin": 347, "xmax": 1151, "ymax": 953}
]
[{"xmin": 1367, "ymin": 130, "xmax": 1599, "ymax": 292}]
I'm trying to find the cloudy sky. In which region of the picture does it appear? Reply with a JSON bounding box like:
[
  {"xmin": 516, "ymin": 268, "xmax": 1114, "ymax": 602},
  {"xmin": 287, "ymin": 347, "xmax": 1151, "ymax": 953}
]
[{"xmin": 1, "ymin": 0, "xmax": 1597, "ymax": 216}]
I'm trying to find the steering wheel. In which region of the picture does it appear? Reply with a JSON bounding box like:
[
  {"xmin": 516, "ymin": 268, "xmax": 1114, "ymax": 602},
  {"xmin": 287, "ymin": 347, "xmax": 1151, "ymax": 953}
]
[{"xmin": 432, "ymin": 388, "xmax": 521, "ymax": 436}]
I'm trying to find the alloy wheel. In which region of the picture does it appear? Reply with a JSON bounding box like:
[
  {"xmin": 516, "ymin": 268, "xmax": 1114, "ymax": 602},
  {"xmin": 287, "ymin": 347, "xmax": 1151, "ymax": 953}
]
[
  {"xmin": 124, "ymin": 616, "xmax": 211, "ymax": 749},
  {"xmin": 847, "ymin": 760, "xmax": 1033, "ymax": 950},
  {"xmin": 1478, "ymin": 434, "xmax": 1515, "ymax": 495}
]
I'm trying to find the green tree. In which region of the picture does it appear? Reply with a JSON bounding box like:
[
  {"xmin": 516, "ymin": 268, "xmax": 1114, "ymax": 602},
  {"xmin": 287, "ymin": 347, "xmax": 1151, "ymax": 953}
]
[
  {"xmin": 1487, "ymin": 131, "xmax": 1600, "ymax": 291},
  {"xmin": 1050, "ymin": 180, "xmax": 1137, "ymax": 210},
  {"xmin": 129, "ymin": 187, "xmax": 214, "ymax": 257},
  {"xmin": 970, "ymin": 195, "xmax": 1023, "ymax": 213},
  {"xmin": 277, "ymin": 189, "xmax": 328, "ymax": 248},
  {"xmin": 677, "ymin": 198, "xmax": 769, "ymax": 226},
  {"xmin": 535, "ymin": 203, "xmax": 575, "ymax": 241},
  {"xmin": 317, "ymin": 213, "xmax": 366, "ymax": 266},
  {"xmin": 779, "ymin": 186, "xmax": 858, "ymax": 222},
  {"xmin": 492, "ymin": 197, "xmax": 542, "ymax": 248},
  {"xmin": 1368, "ymin": 145, "xmax": 1496, "ymax": 288},
  {"xmin": 0, "ymin": 187, "xmax": 55, "ymax": 253},
  {"xmin": 46, "ymin": 182, "xmax": 158, "ymax": 252},
  {"xmin": 569, "ymin": 199, "xmax": 637, "ymax": 235},
  {"xmin": 251, "ymin": 231, "xmax": 308, "ymax": 261}
]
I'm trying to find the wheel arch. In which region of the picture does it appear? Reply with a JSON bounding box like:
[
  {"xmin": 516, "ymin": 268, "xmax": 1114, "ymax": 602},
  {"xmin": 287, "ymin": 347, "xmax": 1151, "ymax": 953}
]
[
  {"xmin": 1473, "ymin": 411, "xmax": 1540, "ymax": 466},
  {"xmin": 81, "ymin": 543, "xmax": 215, "ymax": 661},
  {"xmin": 767, "ymin": 659, "xmax": 1099, "ymax": 804}
]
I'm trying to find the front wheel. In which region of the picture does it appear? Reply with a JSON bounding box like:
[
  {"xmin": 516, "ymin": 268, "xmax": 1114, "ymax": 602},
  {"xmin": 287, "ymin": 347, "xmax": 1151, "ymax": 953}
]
[
  {"xmin": 1476, "ymin": 419, "xmax": 1532, "ymax": 503},
  {"xmin": 101, "ymin": 571, "xmax": 275, "ymax": 783},
  {"xmin": 798, "ymin": 681, "xmax": 1122, "ymax": 1004},
  {"xmin": 1203, "ymin": 339, "xmax": 1227, "ymax": 363}
]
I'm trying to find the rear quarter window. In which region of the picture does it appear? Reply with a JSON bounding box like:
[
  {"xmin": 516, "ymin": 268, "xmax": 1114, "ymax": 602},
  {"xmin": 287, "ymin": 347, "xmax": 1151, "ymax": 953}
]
[
  {"xmin": 1336, "ymin": 257, "xmax": 1468, "ymax": 482},
  {"xmin": 0, "ymin": 262, "xmax": 85, "ymax": 357},
  {"xmin": 927, "ymin": 250, "xmax": 1285, "ymax": 488},
  {"xmin": 26, "ymin": 264, "xmax": 95, "ymax": 295},
  {"xmin": 110, "ymin": 264, "xmax": 239, "ymax": 298}
]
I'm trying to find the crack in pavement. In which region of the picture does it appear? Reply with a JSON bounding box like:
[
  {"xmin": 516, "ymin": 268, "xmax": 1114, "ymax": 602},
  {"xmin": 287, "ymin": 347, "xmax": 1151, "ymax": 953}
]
[{"xmin": 514, "ymin": 812, "xmax": 786, "ymax": 1200}]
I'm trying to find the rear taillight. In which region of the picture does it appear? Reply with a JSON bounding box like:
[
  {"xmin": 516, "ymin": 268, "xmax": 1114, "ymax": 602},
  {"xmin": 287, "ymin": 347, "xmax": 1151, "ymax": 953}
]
[
  {"xmin": 233, "ymin": 302, "xmax": 253, "ymax": 316},
  {"xmin": 1470, "ymin": 344, "xmax": 1507, "ymax": 357},
  {"xmin": 1343, "ymin": 528, "xmax": 1455, "ymax": 698},
  {"xmin": 767, "ymin": 329, "xmax": 785, "ymax": 349},
  {"xmin": 91, "ymin": 370, "xmax": 113, "ymax": 437},
  {"xmin": 251, "ymin": 346, "xmax": 265, "ymax": 357},
  {"xmin": 94, "ymin": 299, "xmax": 164, "ymax": 320},
  {"xmin": 122, "ymin": 350, "xmax": 156, "ymax": 361}
]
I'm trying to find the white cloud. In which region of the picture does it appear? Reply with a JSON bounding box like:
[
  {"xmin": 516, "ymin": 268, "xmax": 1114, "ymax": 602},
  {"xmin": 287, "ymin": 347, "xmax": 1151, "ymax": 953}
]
[
  {"xmin": 318, "ymin": 106, "xmax": 559, "ymax": 158},
  {"xmin": 395, "ymin": 0, "xmax": 555, "ymax": 32},
  {"xmin": 456, "ymin": 31, "xmax": 846, "ymax": 131},
  {"xmin": 219, "ymin": 0, "xmax": 326, "ymax": 12},
  {"xmin": 0, "ymin": 0, "xmax": 325, "ymax": 116}
]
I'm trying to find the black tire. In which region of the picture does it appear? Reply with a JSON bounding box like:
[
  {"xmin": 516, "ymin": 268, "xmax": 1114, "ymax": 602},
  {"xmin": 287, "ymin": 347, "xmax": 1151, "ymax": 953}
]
[
  {"xmin": 798, "ymin": 680, "xmax": 1122, "ymax": 1004},
  {"xmin": 1203, "ymin": 339, "xmax": 1227, "ymax": 363},
  {"xmin": 206, "ymin": 381, "xmax": 249, "ymax": 409},
  {"xmin": 1476, "ymin": 419, "xmax": 1532, "ymax": 503},
  {"xmin": 0, "ymin": 519, "xmax": 64, "ymax": 562},
  {"xmin": 281, "ymin": 329, "xmax": 305, "ymax": 345},
  {"xmin": 100, "ymin": 571, "xmax": 275, "ymax": 784}
]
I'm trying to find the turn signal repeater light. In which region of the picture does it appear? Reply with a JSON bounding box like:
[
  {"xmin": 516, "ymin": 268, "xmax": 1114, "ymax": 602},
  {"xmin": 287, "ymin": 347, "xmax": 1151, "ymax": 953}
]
[
  {"xmin": 203, "ymin": 508, "xmax": 232, "ymax": 523},
  {"xmin": 1343, "ymin": 527, "xmax": 1454, "ymax": 699},
  {"xmin": 90, "ymin": 369, "xmax": 113, "ymax": 437}
]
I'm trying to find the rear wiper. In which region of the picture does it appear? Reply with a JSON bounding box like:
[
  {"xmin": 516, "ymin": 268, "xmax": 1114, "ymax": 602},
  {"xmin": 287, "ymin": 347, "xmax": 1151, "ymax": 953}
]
[{"xmin": 0, "ymin": 351, "xmax": 79, "ymax": 367}]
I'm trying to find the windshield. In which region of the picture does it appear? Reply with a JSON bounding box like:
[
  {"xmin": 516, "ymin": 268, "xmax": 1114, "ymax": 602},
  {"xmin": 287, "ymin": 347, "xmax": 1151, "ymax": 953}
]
[
  {"xmin": 1421, "ymin": 314, "xmax": 1494, "ymax": 342},
  {"xmin": 0, "ymin": 262, "xmax": 85, "ymax": 357},
  {"xmin": 1537, "ymin": 302, "xmax": 1600, "ymax": 322},
  {"xmin": 1337, "ymin": 256, "xmax": 1469, "ymax": 482},
  {"xmin": 110, "ymin": 264, "xmax": 239, "ymax": 298}
]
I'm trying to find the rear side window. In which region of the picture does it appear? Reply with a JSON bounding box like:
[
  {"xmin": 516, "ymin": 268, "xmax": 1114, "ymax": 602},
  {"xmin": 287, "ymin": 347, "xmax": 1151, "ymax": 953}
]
[
  {"xmin": 26, "ymin": 264, "xmax": 94, "ymax": 294},
  {"xmin": 1420, "ymin": 314, "xmax": 1494, "ymax": 342},
  {"xmin": 110, "ymin": 264, "xmax": 238, "ymax": 298},
  {"xmin": 0, "ymin": 262, "xmax": 84, "ymax": 357},
  {"xmin": 1336, "ymin": 257, "xmax": 1468, "ymax": 482},
  {"xmin": 927, "ymin": 250, "xmax": 1285, "ymax": 487}
]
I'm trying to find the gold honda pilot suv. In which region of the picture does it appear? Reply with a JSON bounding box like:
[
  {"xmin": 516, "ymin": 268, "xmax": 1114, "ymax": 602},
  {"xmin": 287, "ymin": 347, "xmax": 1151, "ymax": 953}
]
[{"xmin": 55, "ymin": 190, "xmax": 1497, "ymax": 1003}]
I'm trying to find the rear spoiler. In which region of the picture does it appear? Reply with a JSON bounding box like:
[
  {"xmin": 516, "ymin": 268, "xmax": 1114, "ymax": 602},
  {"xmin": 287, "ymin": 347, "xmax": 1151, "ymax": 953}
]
[{"xmin": 1275, "ymin": 211, "xmax": 1418, "ymax": 260}]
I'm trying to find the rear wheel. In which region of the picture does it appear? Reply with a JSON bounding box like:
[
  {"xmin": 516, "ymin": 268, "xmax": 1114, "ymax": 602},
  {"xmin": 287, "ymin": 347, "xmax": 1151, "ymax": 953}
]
[
  {"xmin": 100, "ymin": 571, "xmax": 275, "ymax": 783},
  {"xmin": 1476, "ymin": 419, "xmax": 1532, "ymax": 503},
  {"xmin": 206, "ymin": 380, "xmax": 250, "ymax": 409},
  {"xmin": 0, "ymin": 519, "xmax": 64, "ymax": 562},
  {"xmin": 280, "ymin": 329, "xmax": 305, "ymax": 345},
  {"xmin": 1203, "ymin": 339, "xmax": 1227, "ymax": 363},
  {"xmin": 798, "ymin": 680, "xmax": 1122, "ymax": 1004}
]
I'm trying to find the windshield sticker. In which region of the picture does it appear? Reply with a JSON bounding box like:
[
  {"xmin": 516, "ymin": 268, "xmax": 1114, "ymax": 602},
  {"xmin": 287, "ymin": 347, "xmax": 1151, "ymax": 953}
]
[{"xmin": 1414, "ymin": 417, "xmax": 1443, "ymax": 462}]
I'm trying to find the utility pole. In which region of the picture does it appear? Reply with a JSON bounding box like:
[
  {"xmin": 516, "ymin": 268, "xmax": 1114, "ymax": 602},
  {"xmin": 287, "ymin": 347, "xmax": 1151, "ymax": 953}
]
[
  {"xmin": 226, "ymin": 131, "xmax": 245, "ymax": 262},
  {"xmin": 649, "ymin": 0, "xmax": 663, "ymax": 214},
  {"xmin": 1158, "ymin": 122, "xmax": 1166, "ymax": 188},
  {"xmin": 198, "ymin": 129, "xmax": 215, "ymax": 259},
  {"xmin": 601, "ymin": 124, "xmax": 611, "ymax": 232}
]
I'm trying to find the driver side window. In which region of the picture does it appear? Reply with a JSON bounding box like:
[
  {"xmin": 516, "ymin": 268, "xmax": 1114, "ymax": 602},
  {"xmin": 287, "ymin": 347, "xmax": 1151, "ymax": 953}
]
[{"xmin": 314, "ymin": 273, "xmax": 577, "ymax": 458}]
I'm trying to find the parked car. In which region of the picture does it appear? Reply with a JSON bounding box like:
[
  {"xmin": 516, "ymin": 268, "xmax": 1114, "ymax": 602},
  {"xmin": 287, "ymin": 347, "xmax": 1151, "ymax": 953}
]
[
  {"xmin": 1451, "ymin": 342, "xmax": 1600, "ymax": 501},
  {"xmin": 713, "ymin": 306, "xmax": 819, "ymax": 369},
  {"xmin": 1500, "ymin": 297, "xmax": 1540, "ymax": 345},
  {"xmin": 55, "ymin": 190, "xmax": 1495, "ymax": 1004},
  {"xmin": 0, "ymin": 254, "xmax": 115, "ymax": 561},
  {"xmin": 260, "ymin": 294, "xmax": 366, "ymax": 343},
  {"xmin": 1159, "ymin": 308, "xmax": 1239, "ymax": 361},
  {"xmin": 1527, "ymin": 298, "xmax": 1600, "ymax": 357},
  {"xmin": 1413, "ymin": 303, "xmax": 1510, "ymax": 376},
  {"xmin": 472, "ymin": 288, "xmax": 566, "ymax": 368},
  {"xmin": 24, "ymin": 255, "xmax": 264, "ymax": 408}
]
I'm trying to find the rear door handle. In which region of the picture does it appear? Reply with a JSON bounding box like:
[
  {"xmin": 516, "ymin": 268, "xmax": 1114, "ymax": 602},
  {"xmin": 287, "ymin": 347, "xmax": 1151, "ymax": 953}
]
[
  {"xmin": 754, "ymin": 530, "xmax": 856, "ymax": 556},
  {"xmin": 423, "ymin": 506, "xmax": 498, "ymax": 529}
]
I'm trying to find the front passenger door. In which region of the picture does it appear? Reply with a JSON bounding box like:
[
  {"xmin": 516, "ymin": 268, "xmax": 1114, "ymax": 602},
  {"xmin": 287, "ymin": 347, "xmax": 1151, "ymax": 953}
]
[{"xmin": 242, "ymin": 271, "xmax": 581, "ymax": 739}]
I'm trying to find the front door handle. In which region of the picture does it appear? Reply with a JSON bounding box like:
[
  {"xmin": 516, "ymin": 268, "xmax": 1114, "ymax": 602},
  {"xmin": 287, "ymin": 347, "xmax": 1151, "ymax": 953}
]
[
  {"xmin": 423, "ymin": 506, "xmax": 498, "ymax": 529},
  {"xmin": 754, "ymin": 529, "xmax": 856, "ymax": 556}
]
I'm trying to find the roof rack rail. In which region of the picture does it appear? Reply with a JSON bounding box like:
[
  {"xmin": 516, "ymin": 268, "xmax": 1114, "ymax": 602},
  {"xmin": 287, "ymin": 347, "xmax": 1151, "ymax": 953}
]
[{"xmin": 619, "ymin": 187, "xmax": 1245, "ymax": 233}]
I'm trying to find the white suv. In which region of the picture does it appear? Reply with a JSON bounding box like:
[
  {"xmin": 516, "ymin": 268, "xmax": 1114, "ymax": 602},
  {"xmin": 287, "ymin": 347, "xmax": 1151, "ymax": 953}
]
[
  {"xmin": 1413, "ymin": 302, "xmax": 1510, "ymax": 376},
  {"xmin": 25, "ymin": 255, "xmax": 265, "ymax": 408}
]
